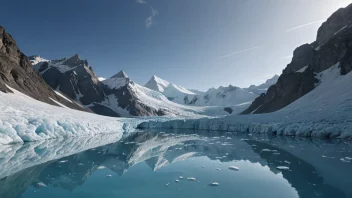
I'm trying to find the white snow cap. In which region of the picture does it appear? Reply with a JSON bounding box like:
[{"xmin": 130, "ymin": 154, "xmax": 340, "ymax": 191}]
[
  {"xmin": 111, "ymin": 70, "xmax": 128, "ymax": 79},
  {"xmin": 145, "ymin": 75, "xmax": 170, "ymax": 92},
  {"xmin": 103, "ymin": 70, "xmax": 130, "ymax": 89}
]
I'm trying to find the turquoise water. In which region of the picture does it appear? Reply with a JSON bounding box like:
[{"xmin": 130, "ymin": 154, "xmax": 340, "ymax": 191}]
[{"xmin": 0, "ymin": 131, "xmax": 351, "ymax": 198}]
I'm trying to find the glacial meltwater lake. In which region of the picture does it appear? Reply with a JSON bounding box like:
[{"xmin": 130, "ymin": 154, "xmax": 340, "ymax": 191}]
[{"xmin": 0, "ymin": 131, "xmax": 351, "ymax": 198}]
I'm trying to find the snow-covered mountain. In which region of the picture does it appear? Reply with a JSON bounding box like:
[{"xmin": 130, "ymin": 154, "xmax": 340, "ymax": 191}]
[
  {"xmin": 30, "ymin": 56, "xmax": 189, "ymax": 117},
  {"xmin": 184, "ymin": 85, "xmax": 258, "ymax": 106},
  {"xmin": 244, "ymin": 75, "xmax": 279, "ymax": 95},
  {"xmin": 145, "ymin": 75, "xmax": 278, "ymax": 107},
  {"xmin": 145, "ymin": 75, "xmax": 196, "ymax": 101},
  {"xmin": 30, "ymin": 56, "xmax": 243, "ymax": 117}
]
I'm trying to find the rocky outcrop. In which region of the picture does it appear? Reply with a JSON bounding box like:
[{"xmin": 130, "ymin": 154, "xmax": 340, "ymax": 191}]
[
  {"xmin": 316, "ymin": 4, "xmax": 352, "ymax": 46},
  {"xmin": 243, "ymin": 3, "xmax": 352, "ymax": 114},
  {"xmin": 243, "ymin": 68, "xmax": 317, "ymax": 114},
  {"xmin": 0, "ymin": 26, "xmax": 85, "ymax": 111}
]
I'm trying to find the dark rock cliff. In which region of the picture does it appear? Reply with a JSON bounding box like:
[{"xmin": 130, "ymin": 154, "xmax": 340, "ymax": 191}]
[
  {"xmin": 0, "ymin": 26, "xmax": 85, "ymax": 111},
  {"xmin": 242, "ymin": 4, "xmax": 352, "ymax": 114}
]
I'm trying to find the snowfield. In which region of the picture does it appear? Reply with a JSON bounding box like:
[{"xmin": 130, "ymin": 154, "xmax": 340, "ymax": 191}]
[
  {"xmin": 0, "ymin": 85, "xmax": 141, "ymax": 145},
  {"xmin": 139, "ymin": 64, "xmax": 352, "ymax": 139}
]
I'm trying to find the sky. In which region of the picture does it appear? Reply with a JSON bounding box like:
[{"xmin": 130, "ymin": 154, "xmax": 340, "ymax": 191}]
[{"xmin": 0, "ymin": 0, "xmax": 351, "ymax": 91}]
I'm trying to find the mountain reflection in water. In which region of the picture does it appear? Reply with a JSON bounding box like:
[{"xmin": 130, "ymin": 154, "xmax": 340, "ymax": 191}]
[{"xmin": 0, "ymin": 130, "xmax": 351, "ymax": 198}]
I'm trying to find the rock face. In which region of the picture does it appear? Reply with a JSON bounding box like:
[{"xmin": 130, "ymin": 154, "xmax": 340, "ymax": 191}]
[
  {"xmin": 316, "ymin": 4, "xmax": 352, "ymax": 46},
  {"xmin": 242, "ymin": 3, "xmax": 352, "ymax": 114},
  {"xmin": 0, "ymin": 26, "xmax": 84, "ymax": 111}
]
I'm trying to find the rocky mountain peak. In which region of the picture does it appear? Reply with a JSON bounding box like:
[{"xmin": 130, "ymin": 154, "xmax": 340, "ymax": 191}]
[
  {"xmin": 0, "ymin": 26, "xmax": 84, "ymax": 111},
  {"xmin": 63, "ymin": 54, "xmax": 88, "ymax": 67},
  {"xmin": 111, "ymin": 70, "xmax": 128, "ymax": 79},
  {"xmin": 316, "ymin": 4, "xmax": 352, "ymax": 46}
]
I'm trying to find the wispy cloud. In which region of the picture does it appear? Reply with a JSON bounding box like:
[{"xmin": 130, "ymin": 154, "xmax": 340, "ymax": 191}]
[
  {"xmin": 279, "ymin": 55, "xmax": 293, "ymax": 60},
  {"xmin": 218, "ymin": 46, "xmax": 261, "ymax": 59},
  {"xmin": 136, "ymin": 0, "xmax": 147, "ymax": 4},
  {"xmin": 284, "ymin": 20, "xmax": 324, "ymax": 32},
  {"xmin": 145, "ymin": 6, "xmax": 158, "ymax": 28}
]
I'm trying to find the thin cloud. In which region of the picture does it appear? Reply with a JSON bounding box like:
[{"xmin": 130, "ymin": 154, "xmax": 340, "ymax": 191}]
[
  {"xmin": 279, "ymin": 55, "xmax": 293, "ymax": 59},
  {"xmin": 145, "ymin": 6, "xmax": 158, "ymax": 28},
  {"xmin": 136, "ymin": 0, "xmax": 147, "ymax": 4},
  {"xmin": 218, "ymin": 46, "xmax": 261, "ymax": 59},
  {"xmin": 284, "ymin": 20, "xmax": 325, "ymax": 32}
]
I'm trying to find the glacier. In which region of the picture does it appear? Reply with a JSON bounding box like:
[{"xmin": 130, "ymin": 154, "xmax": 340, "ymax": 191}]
[
  {"xmin": 0, "ymin": 85, "xmax": 141, "ymax": 145},
  {"xmin": 138, "ymin": 64, "xmax": 352, "ymax": 139}
]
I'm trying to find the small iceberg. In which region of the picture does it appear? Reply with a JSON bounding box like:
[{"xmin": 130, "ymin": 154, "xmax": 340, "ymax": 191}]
[
  {"xmin": 210, "ymin": 182, "xmax": 219, "ymax": 186},
  {"xmin": 229, "ymin": 166, "xmax": 239, "ymax": 171},
  {"xmin": 187, "ymin": 177, "xmax": 196, "ymax": 181},
  {"xmin": 37, "ymin": 182, "xmax": 46, "ymax": 187},
  {"xmin": 276, "ymin": 166, "xmax": 289, "ymax": 170},
  {"xmin": 179, "ymin": 176, "xmax": 184, "ymax": 179},
  {"xmin": 175, "ymin": 180, "xmax": 179, "ymax": 182},
  {"xmin": 97, "ymin": 166, "xmax": 106, "ymax": 170}
]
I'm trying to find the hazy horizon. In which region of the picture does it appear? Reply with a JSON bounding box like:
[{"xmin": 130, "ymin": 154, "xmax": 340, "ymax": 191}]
[{"xmin": 0, "ymin": 0, "xmax": 350, "ymax": 91}]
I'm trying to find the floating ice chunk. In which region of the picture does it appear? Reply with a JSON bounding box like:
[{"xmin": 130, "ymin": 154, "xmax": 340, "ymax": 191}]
[
  {"xmin": 165, "ymin": 183, "xmax": 169, "ymax": 187},
  {"xmin": 58, "ymin": 160, "xmax": 68, "ymax": 163},
  {"xmin": 276, "ymin": 166, "xmax": 289, "ymax": 170},
  {"xmin": 106, "ymin": 174, "xmax": 112, "ymax": 177},
  {"xmin": 229, "ymin": 166, "xmax": 239, "ymax": 171},
  {"xmin": 37, "ymin": 182, "xmax": 46, "ymax": 187},
  {"xmin": 78, "ymin": 163, "xmax": 84, "ymax": 166},
  {"xmin": 179, "ymin": 176, "xmax": 184, "ymax": 179},
  {"xmin": 97, "ymin": 166, "xmax": 106, "ymax": 170},
  {"xmin": 345, "ymin": 157, "xmax": 352, "ymax": 160},
  {"xmin": 210, "ymin": 182, "xmax": 219, "ymax": 186},
  {"xmin": 175, "ymin": 180, "xmax": 179, "ymax": 182},
  {"xmin": 187, "ymin": 177, "xmax": 196, "ymax": 181},
  {"xmin": 216, "ymin": 168, "xmax": 221, "ymax": 171},
  {"xmin": 284, "ymin": 160, "xmax": 291, "ymax": 164},
  {"xmin": 322, "ymin": 155, "xmax": 335, "ymax": 159},
  {"xmin": 261, "ymin": 149, "xmax": 271, "ymax": 152},
  {"xmin": 340, "ymin": 158, "xmax": 351, "ymax": 163}
]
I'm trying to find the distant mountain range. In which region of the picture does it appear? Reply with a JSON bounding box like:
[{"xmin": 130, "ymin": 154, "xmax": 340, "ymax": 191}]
[
  {"xmin": 30, "ymin": 55, "xmax": 203, "ymax": 117},
  {"xmin": 145, "ymin": 74, "xmax": 278, "ymax": 106},
  {"xmin": 28, "ymin": 54, "xmax": 277, "ymax": 117}
]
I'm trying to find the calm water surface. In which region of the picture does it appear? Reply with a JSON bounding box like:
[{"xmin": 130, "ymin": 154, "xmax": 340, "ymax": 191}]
[{"xmin": 0, "ymin": 131, "xmax": 351, "ymax": 198}]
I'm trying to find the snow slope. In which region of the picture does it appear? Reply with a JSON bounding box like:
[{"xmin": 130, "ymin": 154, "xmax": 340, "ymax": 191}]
[
  {"xmin": 145, "ymin": 75, "xmax": 196, "ymax": 102},
  {"xmin": 102, "ymin": 71, "xmax": 130, "ymax": 89},
  {"xmin": 145, "ymin": 75, "xmax": 171, "ymax": 93},
  {"xmin": 184, "ymin": 85, "xmax": 258, "ymax": 106},
  {"xmin": 0, "ymin": 85, "xmax": 141, "ymax": 145},
  {"xmin": 139, "ymin": 64, "xmax": 352, "ymax": 139}
]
